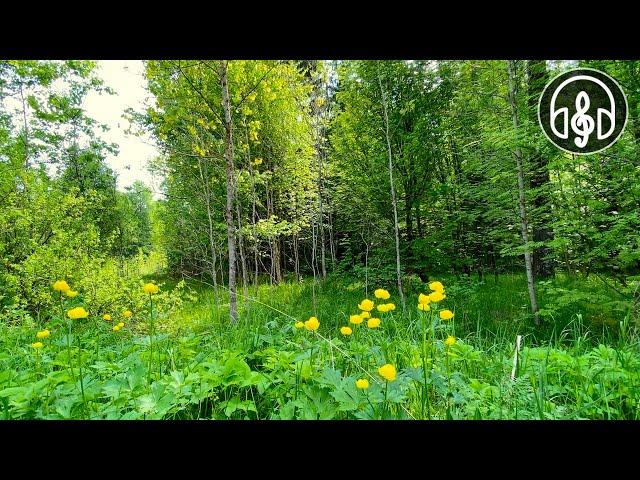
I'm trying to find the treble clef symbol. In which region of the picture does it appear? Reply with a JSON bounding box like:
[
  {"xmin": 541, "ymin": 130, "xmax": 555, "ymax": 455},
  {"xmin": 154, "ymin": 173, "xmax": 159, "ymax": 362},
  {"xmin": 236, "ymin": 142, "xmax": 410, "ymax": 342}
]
[{"xmin": 570, "ymin": 91, "xmax": 595, "ymax": 148}]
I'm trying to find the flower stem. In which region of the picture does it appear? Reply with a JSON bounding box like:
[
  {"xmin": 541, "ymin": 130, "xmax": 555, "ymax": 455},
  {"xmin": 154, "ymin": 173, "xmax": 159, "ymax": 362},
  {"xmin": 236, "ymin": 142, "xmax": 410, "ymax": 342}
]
[
  {"xmin": 77, "ymin": 332, "xmax": 87, "ymax": 418},
  {"xmin": 421, "ymin": 312, "xmax": 431, "ymax": 420},
  {"xmin": 148, "ymin": 294, "xmax": 154, "ymax": 385},
  {"xmin": 66, "ymin": 319, "xmax": 75, "ymax": 383},
  {"xmin": 383, "ymin": 381, "xmax": 389, "ymax": 419}
]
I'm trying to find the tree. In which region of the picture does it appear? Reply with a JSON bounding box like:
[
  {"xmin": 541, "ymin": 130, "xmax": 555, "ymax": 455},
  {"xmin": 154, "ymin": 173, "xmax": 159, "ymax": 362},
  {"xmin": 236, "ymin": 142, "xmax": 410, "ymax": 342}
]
[{"xmin": 507, "ymin": 60, "xmax": 539, "ymax": 324}]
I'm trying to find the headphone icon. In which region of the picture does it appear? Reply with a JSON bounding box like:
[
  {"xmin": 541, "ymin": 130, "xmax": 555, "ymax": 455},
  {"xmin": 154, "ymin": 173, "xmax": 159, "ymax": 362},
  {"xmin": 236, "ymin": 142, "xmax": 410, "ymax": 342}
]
[{"xmin": 550, "ymin": 75, "xmax": 616, "ymax": 144}]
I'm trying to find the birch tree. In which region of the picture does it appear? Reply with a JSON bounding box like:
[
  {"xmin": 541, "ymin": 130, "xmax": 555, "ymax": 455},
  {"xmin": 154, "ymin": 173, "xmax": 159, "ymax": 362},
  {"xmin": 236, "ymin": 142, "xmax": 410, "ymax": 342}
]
[{"xmin": 507, "ymin": 60, "xmax": 539, "ymax": 324}]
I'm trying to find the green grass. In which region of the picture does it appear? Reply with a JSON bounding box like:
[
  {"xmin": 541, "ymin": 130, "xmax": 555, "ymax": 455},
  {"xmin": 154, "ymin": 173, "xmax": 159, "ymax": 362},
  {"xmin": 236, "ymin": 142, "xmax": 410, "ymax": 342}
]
[{"xmin": 1, "ymin": 270, "xmax": 639, "ymax": 420}]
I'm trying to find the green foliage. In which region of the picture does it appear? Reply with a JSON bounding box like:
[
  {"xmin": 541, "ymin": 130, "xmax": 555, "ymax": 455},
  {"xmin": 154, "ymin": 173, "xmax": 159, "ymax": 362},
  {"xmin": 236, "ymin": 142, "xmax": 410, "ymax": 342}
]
[{"xmin": 2, "ymin": 276, "xmax": 639, "ymax": 419}]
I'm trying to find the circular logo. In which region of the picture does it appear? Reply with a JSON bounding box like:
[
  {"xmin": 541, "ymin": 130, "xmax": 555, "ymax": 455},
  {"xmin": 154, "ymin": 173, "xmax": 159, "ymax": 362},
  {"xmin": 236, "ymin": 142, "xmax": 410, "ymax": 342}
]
[{"xmin": 538, "ymin": 68, "xmax": 628, "ymax": 155}]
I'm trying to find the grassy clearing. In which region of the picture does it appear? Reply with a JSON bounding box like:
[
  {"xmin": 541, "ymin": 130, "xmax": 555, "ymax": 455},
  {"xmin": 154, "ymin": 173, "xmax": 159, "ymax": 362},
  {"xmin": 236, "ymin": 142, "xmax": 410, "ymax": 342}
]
[{"xmin": 1, "ymin": 271, "xmax": 638, "ymax": 420}]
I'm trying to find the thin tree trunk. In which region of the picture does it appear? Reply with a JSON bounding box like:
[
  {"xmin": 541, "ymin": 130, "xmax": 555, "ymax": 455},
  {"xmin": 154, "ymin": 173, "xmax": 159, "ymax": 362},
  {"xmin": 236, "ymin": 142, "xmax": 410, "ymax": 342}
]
[
  {"xmin": 196, "ymin": 153, "xmax": 220, "ymax": 303},
  {"xmin": 246, "ymin": 126, "xmax": 260, "ymax": 290},
  {"xmin": 526, "ymin": 60, "xmax": 555, "ymax": 279},
  {"xmin": 507, "ymin": 60, "xmax": 540, "ymax": 325},
  {"xmin": 377, "ymin": 64, "xmax": 405, "ymax": 308},
  {"xmin": 293, "ymin": 233, "xmax": 300, "ymax": 281},
  {"xmin": 219, "ymin": 60, "xmax": 238, "ymax": 323},
  {"xmin": 328, "ymin": 207, "xmax": 337, "ymax": 268},
  {"xmin": 236, "ymin": 198, "xmax": 249, "ymax": 301},
  {"xmin": 19, "ymin": 83, "xmax": 29, "ymax": 169}
]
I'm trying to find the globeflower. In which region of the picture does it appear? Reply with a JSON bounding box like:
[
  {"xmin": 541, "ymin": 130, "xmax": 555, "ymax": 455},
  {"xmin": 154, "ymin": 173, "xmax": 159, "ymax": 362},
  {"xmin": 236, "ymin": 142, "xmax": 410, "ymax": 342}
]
[
  {"xmin": 67, "ymin": 306, "xmax": 88, "ymax": 320},
  {"xmin": 123, "ymin": 310, "xmax": 133, "ymax": 318},
  {"xmin": 295, "ymin": 321, "xmax": 304, "ymax": 329},
  {"xmin": 349, "ymin": 314, "xmax": 363, "ymax": 325},
  {"xmin": 429, "ymin": 281, "xmax": 444, "ymax": 293},
  {"xmin": 356, "ymin": 379, "xmax": 370, "ymax": 389},
  {"xmin": 359, "ymin": 311, "xmax": 371, "ymax": 319},
  {"xmin": 378, "ymin": 364, "xmax": 397, "ymax": 382},
  {"xmin": 36, "ymin": 329, "xmax": 50, "ymax": 339},
  {"xmin": 418, "ymin": 303, "xmax": 430, "ymax": 311},
  {"xmin": 444, "ymin": 336, "xmax": 456, "ymax": 347},
  {"xmin": 374, "ymin": 288, "xmax": 390, "ymax": 300},
  {"xmin": 112, "ymin": 325, "xmax": 121, "ymax": 332},
  {"xmin": 103, "ymin": 314, "xmax": 112, "ymax": 321},
  {"xmin": 340, "ymin": 326, "xmax": 353, "ymax": 336},
  {"xmin": 53, "ymin": 280, "xmax": 70, "ymax": 293},
  {"xmin": 31, "ymin": 342, "xmax": 44, "ymax": 349},
  {"xmin": 367, "ymin": 317, "xmax": 381, "ymax": 328},
  {"xmin": 418, "ymin": 293, "xmax": 430, "ymax": 305},
  {"xmin": 117, "ymin": 322, "xmax": 125, "ymax": 328},
  {"xmin": 429, "ymin": 291, "xmax": 445, "ymax": 303},
  {"xmin": 304, "ymin": 316, "xmax": 320, "ymax": 331},
  {"xmin": 439, "ymin": 310, "xmax": 454, "ymax": 320},
  {"xmin": 377, "ymin": 303, "xmax": 396, "ymax": 313},
  {"xmin": 65, "ymin": 290, "xmax": 79, "ymax": 298},
  {"xmin": 358, "ymin": 299, "xmax": 374, "ymax": 312},
  {"xmin": 143, "ymin": 282, "xmax": 159, "ymax": 294}
]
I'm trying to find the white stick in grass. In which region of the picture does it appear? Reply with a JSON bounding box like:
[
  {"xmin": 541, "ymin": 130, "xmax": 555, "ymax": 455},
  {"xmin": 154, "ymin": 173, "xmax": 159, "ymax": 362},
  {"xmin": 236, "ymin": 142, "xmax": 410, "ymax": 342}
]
[{"xmin": 511, "ymin": 335, "xmax": 522, "ymax": 381}]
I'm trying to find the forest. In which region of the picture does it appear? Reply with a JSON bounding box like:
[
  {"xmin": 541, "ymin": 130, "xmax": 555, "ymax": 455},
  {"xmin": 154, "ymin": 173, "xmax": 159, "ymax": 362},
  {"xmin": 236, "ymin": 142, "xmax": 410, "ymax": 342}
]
[{"xmin": 1, "ymin": 59, "xmax": 639, "ymax": 420}]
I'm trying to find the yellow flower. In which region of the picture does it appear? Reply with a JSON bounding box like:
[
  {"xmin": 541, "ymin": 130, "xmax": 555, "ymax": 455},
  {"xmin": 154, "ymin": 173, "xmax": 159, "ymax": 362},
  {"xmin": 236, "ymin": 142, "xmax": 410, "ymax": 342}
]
[
  {"xmin": 378, "ymin": 364, "xmax": 397, "ymax": 382},
  {"xmin": 359, "ymin": 311, "xmax": 371, "ymax": 319},
  {"xmin": 429, "ymin": 281, "xmax": 444, "ymax": 292},
  {"xmin": 295, "ymin": 321, "xmax": 304, "ymax": 329},
  {"xmin": 356, "ymin": 378, "xmax": 370, "ymax": 389},
  {"xmin": 123, "ymin": 310, "xmax": 133, "ymax": 318},
  {"xmin": 65, "ymin": 290, "xmax": 79, "ymax": 298},
  {"xmin": 67, "ymin": 306, "xmax": 88, "ymax": 320},
  {"xmin": 440, "ymin": 310, "xmax": 454, "ymax": 320},
  {"xmin": 367, "ymin": 318, "xmax": 381, "ymax": 328},
  {"xmin": 358, "ymin": 299, "xmax": 374, "ymax": 312},
  {"xmin": 418, "ymin": 303, "xmax": 431, "ymax": 311},
  {"xmin": 349, "ymin": 314, "xmax": 363, "ymax": 325},
  {"xmin": 418, "ymin": 293, "xmax": 430, "ymax": 305},
  {"xmin": 36, "ymin": 329, "xmax": 50, "ymax": 339},
  {"xmin": 103, "ymin": 314, "xmax": 112, "ymax": 321},
  {"xmin": 117, "ymin": 322, "xmax": 125, "ymax": 328},
  {"xmin": 374, "ymin": 288, "xmax": 390, "ymax": 300},
  {"xmin": 253, "ymin": 158, "xmax": 263, "ymax": 165},
  {"xmin": 429, "ymin": 291, "xmax": 445, "ymax": 303},
  {"xmin": 376, "ymin": 303, "xmax": 396, "ymax": 313},
  {"xmin": 444, "ymin": 336, "xmax": 456, "ymax": 347},
  {"xmin": 31, "ymin": 342, "xmax": 44, "ymax": 349},
  {"xmin": 304, "ymin": 316, "xmax": 320, "ymax": 331},
  {"xmin": 52, "ymin": 280, "xmax": 70, "ymax": 293},
  {"xmin": 112, "ymin": 325, "xmax": 121, "ymax": 332},
  {"xmin": 340, "ymin": 326, "xmax": 353, "ymax": 336},
  {"xmin": 143, "ymin": 282, "xmax": 159, "ymax": 294}
]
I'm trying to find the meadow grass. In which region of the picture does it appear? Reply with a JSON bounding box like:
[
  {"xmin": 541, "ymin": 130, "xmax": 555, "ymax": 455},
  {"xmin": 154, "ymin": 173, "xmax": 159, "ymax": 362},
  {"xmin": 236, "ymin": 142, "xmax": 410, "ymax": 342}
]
[{"xmin": 1, "ymin": 269, "xmax": 638, "ymax": 420}]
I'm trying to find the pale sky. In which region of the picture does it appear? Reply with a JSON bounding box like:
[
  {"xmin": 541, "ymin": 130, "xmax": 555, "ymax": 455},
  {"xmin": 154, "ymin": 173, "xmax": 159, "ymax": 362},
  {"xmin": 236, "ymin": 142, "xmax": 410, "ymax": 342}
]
[{"xmin": 82, "ymin": 60, "xmax": 161, "ymax": 194}]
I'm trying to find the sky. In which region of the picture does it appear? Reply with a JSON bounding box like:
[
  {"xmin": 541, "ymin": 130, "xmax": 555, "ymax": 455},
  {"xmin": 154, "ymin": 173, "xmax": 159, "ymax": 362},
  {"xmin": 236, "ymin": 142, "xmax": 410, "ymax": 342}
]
[{"xmin": 82, "ymin": 60, "xmax": 161, "ymax": 195}]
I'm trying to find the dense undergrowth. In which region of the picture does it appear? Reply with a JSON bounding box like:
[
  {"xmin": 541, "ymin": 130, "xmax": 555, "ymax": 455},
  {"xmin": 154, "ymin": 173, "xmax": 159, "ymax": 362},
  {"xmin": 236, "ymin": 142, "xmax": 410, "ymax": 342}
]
[{"xmin": 1, "ymin": 263, "xmax": 639, "ymax": 420}]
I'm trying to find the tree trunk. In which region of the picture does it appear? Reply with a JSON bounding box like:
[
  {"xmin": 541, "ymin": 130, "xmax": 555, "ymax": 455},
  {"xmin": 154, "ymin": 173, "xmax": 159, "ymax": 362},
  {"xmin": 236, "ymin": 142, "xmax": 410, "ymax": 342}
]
[
  {"xmin": 293, "ymin": 233, "xmax": 300, "ymax": 281},
  {"xmin": 508, "ymin": 60, "xmax": 540, "ymax": 325},
  {"xmin": 312, "ymin": 66, "xmax": 328, "ymax": 279},
  {"xmin": 236, "ymin": 199, "xmax": 249, "ymax": 301},
  {"xmin": 196, "ymin": 152, "xmax": 219, "ymax": 303},
  {"xmin": 526, "ymin": 60, "xmax": 555, "ymax": 279},
  {"xmin": 19, "ymin": 83, "xmax": 29, "ymax": 169},
  {"xmin": 377, "ymin": 64, "xmax": 405, "ymax": 309},
  {"xmin": 219, "ymin": 60, "xmax": 238, "ymax": 323}
]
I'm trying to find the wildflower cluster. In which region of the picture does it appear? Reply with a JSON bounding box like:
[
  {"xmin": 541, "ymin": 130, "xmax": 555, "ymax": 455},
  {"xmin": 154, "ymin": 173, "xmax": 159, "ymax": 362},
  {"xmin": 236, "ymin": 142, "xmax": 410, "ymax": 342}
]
[{"xmin": 417, "ymin": 280, "xmax": 456, "ymax": 348}]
